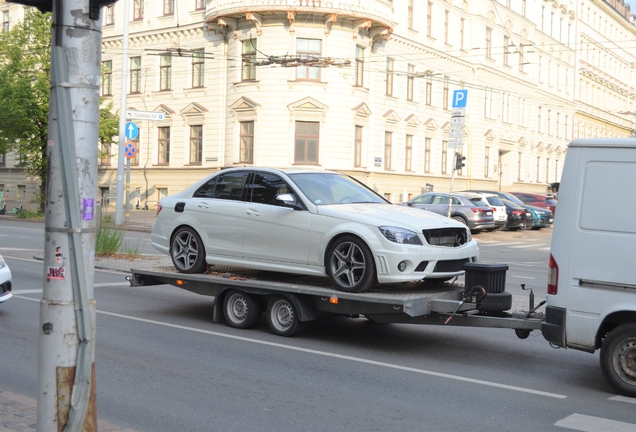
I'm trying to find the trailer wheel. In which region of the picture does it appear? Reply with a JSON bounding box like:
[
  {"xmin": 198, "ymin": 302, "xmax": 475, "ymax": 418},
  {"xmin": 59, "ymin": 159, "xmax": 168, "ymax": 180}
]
[
  {"xmin": 266, "ymin": 296, "xmax": 306, "ymax": 337},
  {"xmin": 515, "ymin": 329, "xmax": 531, "ymax": 339},
  {"xmin": 223, "ymin": 290, "xmax": 262, "ymax": 329},
  {"xmin": 477, "ymin": 291, "xmax": 513, "ymax": 312},
  {"xmin": 327, "ymin": 235, "xmax": 377, "ymax": 293},
  {"xmin": 170, "ymin": 227, "xmax": 207, "ymax": 273},
  {"xmin": 600, "ymin": 323, "xmax": 636, "ymax": 397}
]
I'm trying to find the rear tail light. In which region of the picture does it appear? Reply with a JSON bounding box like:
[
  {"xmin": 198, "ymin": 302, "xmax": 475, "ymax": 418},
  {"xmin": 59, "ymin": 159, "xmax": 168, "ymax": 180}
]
[
  {"xmin": 471, "ymin": 208, "xmax": 491, "ymax": 213},
  {"xmin": 156, "ymin": 205, "xmax": 162, "ymax": 216},
  {"xmin": 512, "ymin": 210, "xmax": 524, "ymax": 215},
  {"xmin": 547, "ymin": 253, "xmax": 559, "ymax": 295}
]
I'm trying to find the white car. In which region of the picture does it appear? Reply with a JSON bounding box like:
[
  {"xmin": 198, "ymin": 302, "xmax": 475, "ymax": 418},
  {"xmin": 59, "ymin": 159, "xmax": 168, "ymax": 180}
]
[
  {"xmin": 457, "ymin": 191, "xmax": 507, "ymax": 231},
  {"xmin": 151, "ymin": 168, "xmax": 479, "ymax": 293},
  {"xmin": 0, "ymin": 254, "xmax": 12, "ymax": 303}
]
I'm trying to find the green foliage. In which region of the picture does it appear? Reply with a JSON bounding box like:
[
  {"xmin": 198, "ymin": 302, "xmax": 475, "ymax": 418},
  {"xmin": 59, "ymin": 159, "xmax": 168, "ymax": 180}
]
[
  {"xmin": 96, "ymin": 227, "xmax": 139, "ymax": 256},
  {"xmin": 14, "ymin": 209, "xmax": 44, "ymax": 219}
]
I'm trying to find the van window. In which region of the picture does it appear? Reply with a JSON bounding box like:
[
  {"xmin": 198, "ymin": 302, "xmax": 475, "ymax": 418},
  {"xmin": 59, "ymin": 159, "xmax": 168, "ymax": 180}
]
[{"xmin": 580, "ymin": 162, "xmax": 636, "ymax": 234}]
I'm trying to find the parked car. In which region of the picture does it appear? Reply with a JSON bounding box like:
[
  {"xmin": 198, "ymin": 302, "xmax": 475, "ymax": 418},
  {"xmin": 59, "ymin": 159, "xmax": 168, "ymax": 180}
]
[
  {"xmin": 510, "ymin": 192, "xmax": 557, "ymax": 215},
  {"xmin": 0, "ymin": 255, "xmax": 12, "ymax": 304},
  {"xmin": 151, "ymin": 168, "xmax": 479, "ymax": 293},
  {"xmin": 456, "ymin": 192, "xmax": 507, "ymax": 231},
  {"xmin": 404, "ymin": 192, "xmax": 495, "ymax": 233},
  {"xmin": 500, "ymin": 199, "xmax": 533, "ymax": 231},
  {"xmin": 462, "ymin": 190, "xmax": 553, "ymax": 230}
]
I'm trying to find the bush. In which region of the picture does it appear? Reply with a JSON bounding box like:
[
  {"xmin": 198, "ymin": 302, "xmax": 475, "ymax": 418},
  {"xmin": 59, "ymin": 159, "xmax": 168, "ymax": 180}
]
[
  {"xmin": 15, "ymin": 209, "xmax": 44, "ymax": 219},
  {"xmin": 95, "ymin": 227, "xmax": 139, "ymax": 256}
]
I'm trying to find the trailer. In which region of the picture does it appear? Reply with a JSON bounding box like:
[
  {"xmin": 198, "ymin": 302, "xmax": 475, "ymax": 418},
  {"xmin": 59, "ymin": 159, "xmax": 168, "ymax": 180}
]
[{"xmin": 128, "ymin": 263, "xmax": 545, "ymax": 337}]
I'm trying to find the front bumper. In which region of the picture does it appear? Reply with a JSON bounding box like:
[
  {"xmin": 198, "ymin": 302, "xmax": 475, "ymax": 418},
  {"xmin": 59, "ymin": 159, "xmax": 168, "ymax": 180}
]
[{"xmin": 0, "ymin": 266, "xmax": 12, "ymax": 303}]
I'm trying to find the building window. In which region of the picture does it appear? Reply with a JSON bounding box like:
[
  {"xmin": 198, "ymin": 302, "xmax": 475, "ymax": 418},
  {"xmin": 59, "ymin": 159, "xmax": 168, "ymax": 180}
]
[
  {"xmin": 160, "ymin": 55, "xmax": 171, "ymax": 91},
  {"xmin": 195, "ymin": 0, "xmax": 205, "ymax": 11},
  {"xmin": 460, "ymin": 18, "xmax": 465, "ymax": 50},
  {"xmin": 384, "ymin": 132, "xmax": 392, "ymax": 170},
  {"xmin": 443, "ymin": 76, "xmax": 449, "ymax": 110},
  {"xmin": 444, "ymin": 10, "xmax": 449, "ymax": 44},
  {"xmin": 240, "ymin": 121, "xmax": 254, "ymax": 163},
  {"xmin": 242, "ymin": 39, "xmax": 257, "ymax": 81},
  {"xmin": 406, "ymin": 64, "xmax": 414, "ymax": 101},
  {"xmin": 192, "ymin": 49, "xmax": 204, "ymax": 88},
  {"xmin": 296, "ymin": 38, "xmax": 321, "ymax": 81},
  {"xmin": 133, "ymin": 0, "xmax": 143, "ymax": 21},
  {"xmin": 426, "ymin": 76, "xmax": 432, "ymax": 106},
  {"xmin": 163, "ymin": 0, "xmax": 174, "ymax": 16},
  {"xmin": 3, "ymin": 11, "xmax": 9, "ymax": 32},
  {"xmin": 503, "ymin": 35, "xmax": 509, "ymax": 66},
  {"xmin": 130, "ymin": 56, "xmax": 141, "ymax": 94},
  {"xmin": 105, "ymin": 5, "xmax": 114, "ymax": 25},
  {"xmin": 158, "ymin": 127, "xmax": 170, "ymax": 164},
  {"xmin": 354, "ymin": 125, "xmax": 362, "ymax": 167},
  {"xmin": 484, "ymin": 146, "xmax": 490, "ymax": 177},
  {"xmin": 190, "ymin": 125, "xmax": 203, "ymax": 164},
  {"xmin": 294, "ymin": 121, "xmax": 319, "ymax": 164},
  {"xmin": 427, "ymin": 2, "xmax": 433, "ymax": 37},
  {"xmin": 442, "ymin": 140, "xmax": 448, "ymax": 174},
  {"xmin": 486, "ymin": 27, "xmax": 492, "ymax": 59},
  {"xmin": 424, "ymin": 138, "xmax": 431, "ymax": 173},
  {"xmin": 99, "ymin": 143, "xmax": 111, "ymax": 166},
  {"xmin": 386, "ymin": 58, "xmax": 394, "ymax": 96},
  {"xmin": 355, "ymin": 45, "xmax": 365, "ymax": 87},
  {"xmin": 405, "ymin": 135, "xmax": 413, "ymax": 171},
  {"xmin": 101, "ymin": 60, "xmax": 112, "ymax": 96},
  {"xmin": 408, "ymin": 0, "xmax": 414, "ymax": 30},
  {"xmin": 0, "ymin": 152, "xmax": 5, "ymax": 165}
]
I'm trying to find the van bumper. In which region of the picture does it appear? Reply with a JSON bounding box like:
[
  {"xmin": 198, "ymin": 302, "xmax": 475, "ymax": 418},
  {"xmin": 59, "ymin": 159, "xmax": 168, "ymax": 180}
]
[{"xmin": 542, "ymin": 306, "xmax": 566, "ymax": 347}]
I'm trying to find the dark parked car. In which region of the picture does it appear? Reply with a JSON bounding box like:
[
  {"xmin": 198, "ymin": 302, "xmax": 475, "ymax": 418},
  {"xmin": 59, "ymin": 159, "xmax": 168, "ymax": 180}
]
[
  {"xmin": 500, "ymin": 199, "xmax": 533, "ymax": 231},
  {"xmin": 510, "ymin": 192, "xmax": 557, "ymax": 215},
  {"xmin": 404, "ymin": 192, "xmax": 495, "ymax": 232},
  {"xmin": 461, "ymin": 190, "xmax": 553, "ymax": 230}
]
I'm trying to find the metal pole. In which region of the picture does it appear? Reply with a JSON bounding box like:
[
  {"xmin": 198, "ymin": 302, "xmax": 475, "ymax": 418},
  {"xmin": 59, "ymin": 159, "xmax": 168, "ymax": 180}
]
[
  {"xmin": 125, "ymin": 156, "xmax": 130, "ymax": 222},
  {"xmin": 115, "ymin": 0, "xmax": 130, "ymax": 225},
  {"xmin": 39, "ymin": 1, "xmax": 102, "ymax": 430},
  {"xmin": 448, "ymin": 150, "xmax": 457, "ymax": 218}
]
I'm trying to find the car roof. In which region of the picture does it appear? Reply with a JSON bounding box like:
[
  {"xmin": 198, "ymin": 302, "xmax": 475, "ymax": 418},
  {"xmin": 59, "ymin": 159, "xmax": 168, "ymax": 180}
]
[{"xmin": 458, "ymin": 191, "xmax": 498, "ymax": 199}]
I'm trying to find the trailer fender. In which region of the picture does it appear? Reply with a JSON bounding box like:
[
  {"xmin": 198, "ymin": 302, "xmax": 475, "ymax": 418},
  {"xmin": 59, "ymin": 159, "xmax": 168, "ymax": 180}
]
[{"xmin": 275, "ymin": 293, "xmax": 316, "ymax": 322}]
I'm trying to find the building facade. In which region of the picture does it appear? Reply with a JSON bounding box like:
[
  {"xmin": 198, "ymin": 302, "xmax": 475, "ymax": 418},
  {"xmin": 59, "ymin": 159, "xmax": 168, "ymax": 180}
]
[{"xmin": 1, "ymin": 0, "xmax": 635, "ymax": 211}]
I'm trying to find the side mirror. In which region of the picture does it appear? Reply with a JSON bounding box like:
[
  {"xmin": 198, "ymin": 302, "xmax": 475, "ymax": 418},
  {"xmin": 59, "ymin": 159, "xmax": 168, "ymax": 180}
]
[
  {"xmin": 407, "ymin": 202, "xmax": 413, "ymax": 207},
  {"xmin": 275, "ymin": 193, "xmax": 299, "ymax": 208}
]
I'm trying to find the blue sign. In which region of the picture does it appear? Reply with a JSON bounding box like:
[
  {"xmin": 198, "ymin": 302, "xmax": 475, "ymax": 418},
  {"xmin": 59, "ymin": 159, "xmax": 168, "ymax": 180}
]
[
  {"xmin": 452, "ymin": 90, "xmax": 468, "ymax": 108},
  {"xmin": 124, "ymin": 141, "xmax": 137, "ymax": 159},
  {"xmin": 125, "ymin": 122, "xmax": 139, "ymax": 140}
]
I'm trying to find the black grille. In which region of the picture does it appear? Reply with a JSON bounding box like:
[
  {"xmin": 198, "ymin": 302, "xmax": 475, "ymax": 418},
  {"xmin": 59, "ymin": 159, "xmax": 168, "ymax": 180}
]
[
  {"xmin": 415, "ymin": 261, "xmax": 430, "ymax": 272},
  {"xmin": 433, "ymin": 259, "xmax": 470, "ymax": 273},
  {"xmin": 0, "ymin": 281, "xmax": 10, "ymax": 294},
  {"xmin": 422, "ymin": 228, "xmax": 469, "ymax": 247}
]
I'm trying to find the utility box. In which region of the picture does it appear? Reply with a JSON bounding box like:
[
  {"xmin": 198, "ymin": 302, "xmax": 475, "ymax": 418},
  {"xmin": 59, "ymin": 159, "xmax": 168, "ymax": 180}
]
[{"xmin": 463, "ymin": 262, "xmax": 508, "ymax": 293}]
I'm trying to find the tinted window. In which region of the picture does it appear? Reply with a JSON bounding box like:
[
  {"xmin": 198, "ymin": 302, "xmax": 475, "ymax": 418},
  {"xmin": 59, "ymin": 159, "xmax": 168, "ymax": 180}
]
[
  {"xmin": 432, "ymin": 195, "xmax": 449, "ymax": 205},
  {"xmin": 250, "ymin": 172, "xmax": 293, "ymax": 205},
  {"xmin": 413, "ymin": 195, "xmax": 433, "ymax": 204},
  {"xmin": 486, "ymin": 196, "xmax": 504, "ymax": 206},
  {"xmin": 193, "ymin": 171, "xmax": 249, "ymax": 201}
]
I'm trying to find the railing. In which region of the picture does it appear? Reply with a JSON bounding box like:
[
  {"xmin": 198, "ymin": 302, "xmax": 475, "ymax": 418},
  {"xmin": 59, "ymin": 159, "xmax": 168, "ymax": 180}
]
[{"xmin": 207, "ymin": 0, "xmax": 394, "ymax": 23}]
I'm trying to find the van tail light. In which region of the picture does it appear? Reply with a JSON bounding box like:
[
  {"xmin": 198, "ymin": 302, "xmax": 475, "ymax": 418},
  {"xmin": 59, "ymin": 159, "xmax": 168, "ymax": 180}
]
[
  {"xmin": 156, "ymin": 205, "xmax": 162, "ymax": 216},
  {"xmin": 547, "ymin": 253, "xmax": 559, "ymax": 295}
]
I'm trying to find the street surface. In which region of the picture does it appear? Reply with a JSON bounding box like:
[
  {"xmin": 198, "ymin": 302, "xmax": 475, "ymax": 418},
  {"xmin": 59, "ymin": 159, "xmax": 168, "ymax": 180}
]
[{"xmin": 1, "ymin": 219, "xmax": 635, "ymax": 431}]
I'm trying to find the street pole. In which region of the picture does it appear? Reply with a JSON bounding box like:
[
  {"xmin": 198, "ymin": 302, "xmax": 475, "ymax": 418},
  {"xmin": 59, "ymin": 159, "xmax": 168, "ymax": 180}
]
[
  {"xmin": 39, "ymin": 1, "xmax": 103, "ymax": 430},
  {"xmin": 115, "ymin": 0, "xmax": 130, "ymax": 225}
]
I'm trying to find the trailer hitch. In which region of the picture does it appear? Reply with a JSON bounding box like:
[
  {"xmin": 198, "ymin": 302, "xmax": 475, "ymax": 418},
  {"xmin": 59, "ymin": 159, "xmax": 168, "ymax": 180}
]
[
  {"xmin": 445, "ymin": 285, "xmax": 487, "ymax": 324},
  {"xmin": 521, "ymin": 284, "xmax": 546, "ymax": 318}
]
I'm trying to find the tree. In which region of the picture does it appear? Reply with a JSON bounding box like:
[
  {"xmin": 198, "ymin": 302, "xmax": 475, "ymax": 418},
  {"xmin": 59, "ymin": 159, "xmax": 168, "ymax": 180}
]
[{"xmin": 0, "ymin": 10, "xmax": 119, "ymax": 209}]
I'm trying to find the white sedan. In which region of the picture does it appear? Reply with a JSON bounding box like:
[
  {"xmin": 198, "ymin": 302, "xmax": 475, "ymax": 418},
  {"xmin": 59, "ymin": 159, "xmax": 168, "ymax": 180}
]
[
  {"xmin": 151, "ymin": 168, "xmax": 479, "ymax": 293},
  {"xmin": 0, "ymin": 255, "xmax": 12, "ymax": 303}
]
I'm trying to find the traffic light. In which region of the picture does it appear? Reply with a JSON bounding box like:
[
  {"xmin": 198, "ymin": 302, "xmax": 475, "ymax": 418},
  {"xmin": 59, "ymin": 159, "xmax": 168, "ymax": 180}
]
[{"xmin": 455, "ymin": 153, "xmax": 466, "ymax": 171}]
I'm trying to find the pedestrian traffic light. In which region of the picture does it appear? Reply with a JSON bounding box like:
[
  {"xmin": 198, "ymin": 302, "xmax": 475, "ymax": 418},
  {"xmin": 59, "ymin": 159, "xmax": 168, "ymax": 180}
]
[{"xmin": 455, "ymin": 153, "xmax": 466, "ymax": 171}]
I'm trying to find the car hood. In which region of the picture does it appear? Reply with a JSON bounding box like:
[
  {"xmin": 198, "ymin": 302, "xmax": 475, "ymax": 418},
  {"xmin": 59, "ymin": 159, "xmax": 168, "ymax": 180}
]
[
  {"xmin": 524, "ymin": 204, "xmax": 552, "ymax": 215},
  {"xmin": 315, "ymin": 203, "xmax": 465, "ymax": 229}
]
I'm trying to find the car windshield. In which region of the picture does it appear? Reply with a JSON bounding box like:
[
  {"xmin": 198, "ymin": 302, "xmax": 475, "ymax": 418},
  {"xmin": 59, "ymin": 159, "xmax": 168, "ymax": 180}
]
[
  {"xmin": 502, "ymin": 193, "xmax": 524, "ymax": 206},
  {"xmin": 469, "ymin": 197, "xmax": 489, "ymax": 207},
  {"xmin": 501, "ymin": 199, "xmax": 524, "ymax": 210},
  {"xmin": 289, "ymin": 172, "xmax": 388, "ymax": 206}
]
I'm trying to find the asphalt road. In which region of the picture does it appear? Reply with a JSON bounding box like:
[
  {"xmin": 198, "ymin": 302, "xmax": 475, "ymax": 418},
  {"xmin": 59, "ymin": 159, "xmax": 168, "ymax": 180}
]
[{"xmin": 1, "ymin": 221, "xmax": 635, "ymax": 431}]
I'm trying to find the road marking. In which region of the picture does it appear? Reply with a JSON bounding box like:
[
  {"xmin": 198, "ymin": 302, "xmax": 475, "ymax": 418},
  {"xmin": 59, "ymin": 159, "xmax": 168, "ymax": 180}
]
[
  {"xmin": 0, "ymin": 248, "xmax": 44, "ymax": 252},
  {"xmin": 555, "ymin": 413, "xmax": 636, "ymax": 431},
  {"xmin": 609, "ymin": 395, "xmax": 636, "ymax": 404},
  {"xmin": 12, "ymin": 289, "xmax": 43, "ymax": 294},
  {"xmin": 510, "ymin": 244, "xmax": 544, "ymax": 249},
  {"xmin": 15, "ymin": 295, "xmax": 570, "ymax": 401}
]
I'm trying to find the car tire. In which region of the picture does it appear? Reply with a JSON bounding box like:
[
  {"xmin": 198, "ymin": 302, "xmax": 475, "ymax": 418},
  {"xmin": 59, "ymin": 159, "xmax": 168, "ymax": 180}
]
[
  {"xmin": 600, "ymin": 323, "xmax": 636, "ymax": 397},
  {"xmin": 170, "ymin": 226, "xmax": 207, "ymax": 274},
  {"xmin": 326, "ymin": 235, "xmax": 377, "ymax": 293},
  {"xmin": 266, "ymin": 295, "xmax": 306, "ymax": 337},
  {"xmin": 451, "ymin": 215, "xmax": 467, "ymax": 226},
  {"xmin": 477, "ymin": 292, "xmax": 513, "ymax": 312},
  {"xmin": 223, "ymin": 290, "xmax": 262, "ymax": 329}
]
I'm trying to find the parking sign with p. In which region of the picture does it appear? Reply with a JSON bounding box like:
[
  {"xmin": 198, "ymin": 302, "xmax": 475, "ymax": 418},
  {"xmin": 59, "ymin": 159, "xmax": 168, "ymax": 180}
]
[{"xmin": 452, "ymin": 90, "xmax": 468, "ymax": 108}]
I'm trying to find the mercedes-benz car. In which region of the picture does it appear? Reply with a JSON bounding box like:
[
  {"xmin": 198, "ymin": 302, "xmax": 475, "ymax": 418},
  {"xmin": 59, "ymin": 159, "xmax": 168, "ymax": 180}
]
[
  {"xmin": 0, "ymin": 255, "xmax": 12, "ymax": 304},
  {"xmin": 151, "ymin": 168, "xmax": 479, "ymax": 293}
]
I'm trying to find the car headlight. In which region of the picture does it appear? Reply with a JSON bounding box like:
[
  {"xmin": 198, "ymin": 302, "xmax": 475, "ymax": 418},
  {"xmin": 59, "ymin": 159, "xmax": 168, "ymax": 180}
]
[
  {"xmin": 465, "ymin": 229, "xmax": 472, "ymax": 243},
  {"xmin": 378, "ymin": 226, "xmax": 423, "ymax": 245}
]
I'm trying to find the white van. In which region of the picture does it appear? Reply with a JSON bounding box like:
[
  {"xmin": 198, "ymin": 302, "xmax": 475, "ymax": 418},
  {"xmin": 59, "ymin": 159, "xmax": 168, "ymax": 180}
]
[{"xmin": 542, "ymin": 138, "xmax": 636, "ymax": 397}]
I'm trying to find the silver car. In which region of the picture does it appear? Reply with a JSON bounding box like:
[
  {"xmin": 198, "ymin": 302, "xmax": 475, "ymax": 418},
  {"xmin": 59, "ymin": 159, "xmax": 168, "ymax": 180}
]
[
  {"xmin": 404, "ymin": 192, "xmax": 496, "ymax": 233},
  {"xmin": 151, "ymin": 168, "xmax": 479, "ymax": 293}
]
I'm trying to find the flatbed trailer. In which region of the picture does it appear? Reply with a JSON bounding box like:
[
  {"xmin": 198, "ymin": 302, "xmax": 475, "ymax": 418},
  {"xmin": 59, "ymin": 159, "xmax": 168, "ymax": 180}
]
[{"xmin": 129, "ymin": 264, "xmax": 545, "ymax": 337}]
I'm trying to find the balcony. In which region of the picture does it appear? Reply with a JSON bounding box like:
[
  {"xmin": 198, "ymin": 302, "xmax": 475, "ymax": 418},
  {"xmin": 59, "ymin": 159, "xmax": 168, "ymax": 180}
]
[{"xmin": 205, "ymin": 0, "xmax": 393, "ymax": 38}]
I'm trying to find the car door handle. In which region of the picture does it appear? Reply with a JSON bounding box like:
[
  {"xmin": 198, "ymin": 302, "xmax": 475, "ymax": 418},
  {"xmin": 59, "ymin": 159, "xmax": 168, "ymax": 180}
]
[
  {"xmin": 198, "ymin": 203, "xmax": 209, "ymax": 209},
  {"xmin": 246, "ymin": 209, "xmax": 259, "ymax": 216}
]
